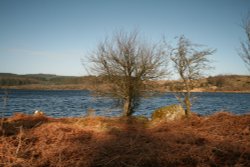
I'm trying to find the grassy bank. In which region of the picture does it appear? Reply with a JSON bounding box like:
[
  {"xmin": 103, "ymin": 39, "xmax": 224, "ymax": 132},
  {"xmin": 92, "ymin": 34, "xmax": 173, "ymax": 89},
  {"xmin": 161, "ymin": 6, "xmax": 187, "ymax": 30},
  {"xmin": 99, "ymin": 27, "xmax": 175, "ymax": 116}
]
[{"xmin": 0, "ymin": 112, "xmax": 249, "ymax": 167}]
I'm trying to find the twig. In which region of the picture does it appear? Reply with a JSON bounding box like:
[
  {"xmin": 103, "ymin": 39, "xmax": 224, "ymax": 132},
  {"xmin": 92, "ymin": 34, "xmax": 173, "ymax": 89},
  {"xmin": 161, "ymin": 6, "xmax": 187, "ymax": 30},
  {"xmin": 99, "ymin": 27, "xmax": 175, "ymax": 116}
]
[{"xmin": 15, "ymin": 126, "xmax": 23, "ymax": 156}]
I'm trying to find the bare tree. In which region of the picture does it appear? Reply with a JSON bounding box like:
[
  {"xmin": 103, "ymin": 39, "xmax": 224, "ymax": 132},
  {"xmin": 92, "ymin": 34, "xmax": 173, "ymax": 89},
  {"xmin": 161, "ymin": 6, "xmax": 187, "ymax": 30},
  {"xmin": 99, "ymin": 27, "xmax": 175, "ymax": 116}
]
[
  {"xmin": 171, "ymin": 36, "xmax": 215, "ymax": 117},
  {"xmin": 89, "ymin": 30, "xmax": 167, "ymax": 116},
  {"xmin": 239, "ymin": 14, "xmax": 250, "ymax": 71}
]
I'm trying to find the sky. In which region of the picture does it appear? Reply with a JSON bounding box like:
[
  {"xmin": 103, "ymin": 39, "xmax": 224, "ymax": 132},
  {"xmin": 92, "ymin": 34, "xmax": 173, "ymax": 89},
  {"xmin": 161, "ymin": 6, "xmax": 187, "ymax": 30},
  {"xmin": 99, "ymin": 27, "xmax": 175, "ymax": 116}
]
[{"xmin": 0, "ymin": 0, "xmax": 249, "ymax": 77}]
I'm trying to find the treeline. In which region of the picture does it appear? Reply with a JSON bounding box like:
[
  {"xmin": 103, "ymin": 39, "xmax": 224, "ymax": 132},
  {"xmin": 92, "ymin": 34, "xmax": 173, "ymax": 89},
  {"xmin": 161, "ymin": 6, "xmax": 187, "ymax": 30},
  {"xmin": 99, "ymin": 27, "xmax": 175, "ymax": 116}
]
[
  {"xmin": 0, "ymin": 73, "xmax": 249, "ymax": 91},
  {"xmin": 0, "ymin": 73, "xmax": 102, "ymax": 86},
  {"xmin": 164, "ymin": 75, "xmax": 250, "ymax": 92},
  {"xmin": 0, "ymin": 78, "xmax": 39, "ymax": 86},
  {"xmin": 205, "ymin": 75, "xmax": 250, "ymax": 91}
]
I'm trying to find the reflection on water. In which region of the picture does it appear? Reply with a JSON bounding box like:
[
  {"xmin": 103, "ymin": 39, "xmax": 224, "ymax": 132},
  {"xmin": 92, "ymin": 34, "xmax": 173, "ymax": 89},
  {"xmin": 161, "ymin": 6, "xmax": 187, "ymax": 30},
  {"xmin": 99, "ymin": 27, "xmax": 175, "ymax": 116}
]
[{"xmin": 0, "ymin": 90, "xmax": 249, "ymax": 117}]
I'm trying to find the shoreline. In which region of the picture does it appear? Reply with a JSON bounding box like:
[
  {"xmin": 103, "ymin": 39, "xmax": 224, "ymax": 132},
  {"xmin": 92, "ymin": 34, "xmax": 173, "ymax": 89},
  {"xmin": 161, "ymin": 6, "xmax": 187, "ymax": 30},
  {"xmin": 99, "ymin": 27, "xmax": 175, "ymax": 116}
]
[
  {"xmin": 1, "ymin": 86, "xmax": 250, "ymax": 93},
  {"xmin": 0, "ymin": 86, "xmax": 250, "ymax": 93}
]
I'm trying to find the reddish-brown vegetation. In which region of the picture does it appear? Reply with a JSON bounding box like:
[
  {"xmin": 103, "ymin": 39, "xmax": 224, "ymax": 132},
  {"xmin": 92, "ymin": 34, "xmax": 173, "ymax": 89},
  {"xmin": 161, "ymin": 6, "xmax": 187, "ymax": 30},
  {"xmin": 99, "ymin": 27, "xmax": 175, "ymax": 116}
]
[{"xmin": 0, "ymin": 112, "xmax": 249, "ymax": 167}]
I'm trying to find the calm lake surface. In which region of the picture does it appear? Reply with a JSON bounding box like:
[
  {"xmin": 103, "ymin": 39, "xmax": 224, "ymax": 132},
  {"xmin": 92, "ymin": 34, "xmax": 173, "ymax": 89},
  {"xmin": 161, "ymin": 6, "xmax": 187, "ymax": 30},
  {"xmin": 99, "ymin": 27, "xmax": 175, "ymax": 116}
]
[{"xmin": 0, "ymin": 89, "xmax": 249, "ymax": 117}]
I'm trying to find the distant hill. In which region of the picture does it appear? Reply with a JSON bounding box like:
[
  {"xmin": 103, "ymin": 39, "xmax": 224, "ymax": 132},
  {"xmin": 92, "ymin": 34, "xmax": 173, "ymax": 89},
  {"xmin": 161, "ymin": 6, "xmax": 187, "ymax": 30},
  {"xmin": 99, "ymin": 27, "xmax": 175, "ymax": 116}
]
[
  {"xmin": 163, "ymin": 75, "xmax": 250, "ymax": 92},
  {"xmin": 23, "ymin": 74, "xmax": 58, "ymax": 79},
  {"xmin": 204, "ymin": 75, "xmax": 250, "ymax": 91},
  {"xmin": 0, "ymin": 73, "xmax": 249, "ymax": 92},
  {"xmin": 0, "ymin": 73, "xmax": 99, "ymax": 87},
  {"xmin": 0, "ymin": 73, "xmax": 19, "ymax": 77}
]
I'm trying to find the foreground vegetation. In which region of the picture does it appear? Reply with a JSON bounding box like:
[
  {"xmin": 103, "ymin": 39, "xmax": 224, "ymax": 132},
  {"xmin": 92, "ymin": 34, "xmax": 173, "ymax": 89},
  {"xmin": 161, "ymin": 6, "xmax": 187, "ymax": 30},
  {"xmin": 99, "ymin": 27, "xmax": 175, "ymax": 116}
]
[
  {"xmin": 1, "ymin": 73, "xmax": 250, "ymax": 92},
  {"xmin": 0, "ymin": 112, "xmax": 249, "ymax": 167}
]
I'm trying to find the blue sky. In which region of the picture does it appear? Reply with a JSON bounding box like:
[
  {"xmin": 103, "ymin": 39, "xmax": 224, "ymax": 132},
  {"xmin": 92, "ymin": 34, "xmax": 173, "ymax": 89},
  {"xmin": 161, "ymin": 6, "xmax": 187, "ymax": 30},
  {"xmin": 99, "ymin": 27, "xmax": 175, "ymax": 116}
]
[{"xmin": 0, "ymin": 0, "xmax": 249, "ymax": 76}]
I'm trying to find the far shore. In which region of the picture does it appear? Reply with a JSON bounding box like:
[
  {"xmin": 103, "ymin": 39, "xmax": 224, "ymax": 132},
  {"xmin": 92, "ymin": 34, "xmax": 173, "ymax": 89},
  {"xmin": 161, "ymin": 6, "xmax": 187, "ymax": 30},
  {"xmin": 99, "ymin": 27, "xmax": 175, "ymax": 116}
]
[
  {"xmin": 1, "ymin": 84, "xmax": 250, "ymax": 93},
  {"xmin": 1, "ymin": 74, "xmax": 250, "ymax": 93}
]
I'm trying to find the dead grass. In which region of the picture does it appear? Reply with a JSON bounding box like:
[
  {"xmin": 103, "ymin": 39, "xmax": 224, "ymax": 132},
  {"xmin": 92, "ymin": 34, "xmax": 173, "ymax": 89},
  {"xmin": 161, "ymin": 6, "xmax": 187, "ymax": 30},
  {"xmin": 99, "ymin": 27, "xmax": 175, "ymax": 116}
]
[{"xmin": 0, "ymin": 112, "xmax": 249, "ymax": 167}]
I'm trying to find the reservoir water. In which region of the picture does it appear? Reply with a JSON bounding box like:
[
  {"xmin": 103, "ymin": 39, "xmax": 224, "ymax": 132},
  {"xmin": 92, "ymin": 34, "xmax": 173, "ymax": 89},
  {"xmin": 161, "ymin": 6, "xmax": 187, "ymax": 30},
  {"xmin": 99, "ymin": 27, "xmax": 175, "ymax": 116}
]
[{"xmin": 0, "ymin": 89, "xmax": 249, "ymax": 117}]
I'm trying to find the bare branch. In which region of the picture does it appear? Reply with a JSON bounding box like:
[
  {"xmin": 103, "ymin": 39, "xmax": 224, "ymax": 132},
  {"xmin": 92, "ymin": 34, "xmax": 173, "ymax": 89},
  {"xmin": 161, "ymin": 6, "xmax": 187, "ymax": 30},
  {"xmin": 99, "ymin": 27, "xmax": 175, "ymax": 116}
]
[
  {"xmin": 89, "ymin": 30, "xmax": 169, "ymax": 116},
  {"xmin": 239, "ymin": 13, "xmax": 250, "ymax": 71},
  {"xmin": 170, "ymin": 36, "xmax": 215, "ymax": 116}
]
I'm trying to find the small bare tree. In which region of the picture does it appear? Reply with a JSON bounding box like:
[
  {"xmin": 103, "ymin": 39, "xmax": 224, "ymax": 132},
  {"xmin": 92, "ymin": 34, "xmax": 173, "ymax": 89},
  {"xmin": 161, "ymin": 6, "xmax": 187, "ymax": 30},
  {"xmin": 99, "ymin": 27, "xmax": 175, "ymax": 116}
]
[
  {"xmin": 239, "ymin": 14, "xmax": 250, "ymax": 71},
  {"xmin": 171, "ymin": 36, "xmax": 215, "ymax": 117},
  {"xmin": 89, "ymin": 30, "xmax": 167, "ymax": 116}
]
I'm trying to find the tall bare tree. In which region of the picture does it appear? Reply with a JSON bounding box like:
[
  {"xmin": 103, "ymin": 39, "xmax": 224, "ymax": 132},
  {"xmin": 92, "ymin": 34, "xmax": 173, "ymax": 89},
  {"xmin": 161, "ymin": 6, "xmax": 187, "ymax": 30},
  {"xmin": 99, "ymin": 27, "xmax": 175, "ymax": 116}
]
[
  {"xmin": 239, "ymin": 14, "xmax": 250, "ymax": 71},
  {"xmin": 171, "ymin": 36, "xmax": 215, "ymax": 117},
  {"xmin": 89, "ymin": 30, "xmax": 167, "ymax": 116}
]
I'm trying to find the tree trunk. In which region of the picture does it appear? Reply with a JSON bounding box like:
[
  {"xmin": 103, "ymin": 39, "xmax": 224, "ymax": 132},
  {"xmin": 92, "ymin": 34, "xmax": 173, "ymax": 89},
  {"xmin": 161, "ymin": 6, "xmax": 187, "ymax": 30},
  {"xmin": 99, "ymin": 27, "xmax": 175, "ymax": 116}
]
[
  {"xmin": 184, "ymin": 79, "xmax": 191, "ymax": 117},
  {"xmin": 184, "ymin": 95, "xmax": 191, "ymax": 117},
  {"xmin": 123, "ymin": 97, "xmax": 132, "ymax": 116}
]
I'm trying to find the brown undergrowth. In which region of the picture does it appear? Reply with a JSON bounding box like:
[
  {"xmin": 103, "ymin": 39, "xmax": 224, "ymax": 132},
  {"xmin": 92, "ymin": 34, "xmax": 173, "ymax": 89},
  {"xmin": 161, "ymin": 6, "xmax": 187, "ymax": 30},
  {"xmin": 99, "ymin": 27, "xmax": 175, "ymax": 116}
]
[{"xmin": 0, "ymin": 112, "xmax": 249, "ymax": 167}]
